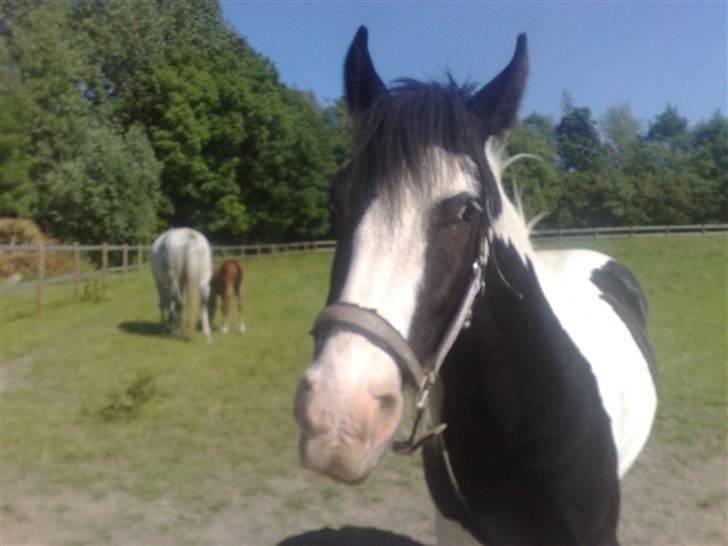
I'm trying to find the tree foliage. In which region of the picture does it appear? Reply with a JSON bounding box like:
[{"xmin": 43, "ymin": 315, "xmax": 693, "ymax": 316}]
[
  {"xmin": 0, "ymin": 1, "xmax": 725, "ymax": 243},
  {"xmin": 555, "ymin": 106, "xmax": 603, "ymax": 172},
  {"xmin": 509, "ymin": 102, "xmax": 727, "ymax": 227},
  {"xmin": 0, "ymin": 37, "xmax": 34, "ymax": 217},
  {"xmin": 43, "ymin": 124, "xmax": 162, "ymax": 243}
]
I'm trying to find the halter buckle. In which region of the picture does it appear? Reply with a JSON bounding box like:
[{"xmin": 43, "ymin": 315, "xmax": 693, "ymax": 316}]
[{"xmin": 415, "ymin": 369, "xmax": 437, "ymax": 410}]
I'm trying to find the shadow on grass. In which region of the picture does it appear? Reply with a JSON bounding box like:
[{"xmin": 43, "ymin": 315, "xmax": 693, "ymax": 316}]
[
  {"xmin": 278, "ymin": 526, "xmax": 424, "ymax": 546},
  {"xmin": 118, "ymin": 321, "xmax": 170, "ymax": 338}
]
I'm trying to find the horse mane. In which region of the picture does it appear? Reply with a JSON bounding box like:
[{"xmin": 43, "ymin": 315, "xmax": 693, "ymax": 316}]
[{"xmin": 484, "ymin": 137, "xmax": 545, "ymax": 235}]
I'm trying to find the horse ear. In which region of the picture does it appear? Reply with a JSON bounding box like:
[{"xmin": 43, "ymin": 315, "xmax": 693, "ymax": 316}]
[
  {"xmin": 344, "ymin": 26, "xmax": 386, "ymax": 113},
  {"xmin": 470, "ymin": 33, "xmax": 528, "ymax": 135}
]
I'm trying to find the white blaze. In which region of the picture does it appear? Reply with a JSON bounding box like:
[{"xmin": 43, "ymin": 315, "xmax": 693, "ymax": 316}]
[{"xmin": 310, "ymin": 148, "xmax": 480, "ymax": 432}]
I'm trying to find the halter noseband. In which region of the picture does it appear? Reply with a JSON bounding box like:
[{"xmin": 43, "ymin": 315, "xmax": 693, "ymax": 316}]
[{"xmin": 309, "ymin": 234, "xmax": 489, "ymax": 454}]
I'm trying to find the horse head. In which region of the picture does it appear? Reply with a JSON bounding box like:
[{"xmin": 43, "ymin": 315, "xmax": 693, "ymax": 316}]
[{"xmin": 294, "ymin": 26, "xmax": 528, "ymax": 484}]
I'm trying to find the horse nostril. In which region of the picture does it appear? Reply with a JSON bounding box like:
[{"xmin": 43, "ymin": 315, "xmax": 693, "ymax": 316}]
[
  {"xmin": 376, "ymin": 393, "xmax": 399, "ymax": 416},
  {"xmin": 294, "ymin": 374, "xmax": 317, "ymax": 430}
]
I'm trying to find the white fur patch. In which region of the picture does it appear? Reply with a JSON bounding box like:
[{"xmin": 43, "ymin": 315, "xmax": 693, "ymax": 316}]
[{"xmin": 535, "ymin": 249, "xmax": 657, "ymax": 477}]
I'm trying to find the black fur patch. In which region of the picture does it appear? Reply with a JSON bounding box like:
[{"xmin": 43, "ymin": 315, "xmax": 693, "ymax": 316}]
[
  {"xmin": 423, "ymin": 240, "xmax": 621, "ymax": 545},
  {"xmin": 591, "ymin": 261, "xmax": 659, "ymax": 387}
]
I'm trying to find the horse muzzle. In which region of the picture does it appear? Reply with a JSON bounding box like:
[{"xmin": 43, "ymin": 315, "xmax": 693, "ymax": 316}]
[{"xmin": 294, "ymin": 339, "xmax": 405, "ymax": 485}]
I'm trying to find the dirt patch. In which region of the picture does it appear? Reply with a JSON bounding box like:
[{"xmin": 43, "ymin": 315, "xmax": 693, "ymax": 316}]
[
  {"xmin": 620, "ymin": 437, "xmax": 727, "ymax": 545},
  {"xmin": 1, "ymin": 435, "xmax": 725, "ymax": 545}
]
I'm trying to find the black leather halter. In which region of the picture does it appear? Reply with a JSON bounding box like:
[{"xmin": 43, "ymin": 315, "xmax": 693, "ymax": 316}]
[
  {"xmin": 312, "ymin": 302, "xmax": 426, "ymax": 387},
  {"xmin": 309, "ymin": 235, "xmax": 489, "ymax": 453}
]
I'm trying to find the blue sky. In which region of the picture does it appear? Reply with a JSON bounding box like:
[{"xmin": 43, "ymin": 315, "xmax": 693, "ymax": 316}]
[{"xmin": 221, "ymin": 1, "xmax": 726, "ymax": 128}]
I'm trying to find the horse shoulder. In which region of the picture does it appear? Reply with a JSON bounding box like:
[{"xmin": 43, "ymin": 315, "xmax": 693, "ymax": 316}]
[{"xmin": 533, "ymin": 249, "xmax": 657, "ymax": 477}]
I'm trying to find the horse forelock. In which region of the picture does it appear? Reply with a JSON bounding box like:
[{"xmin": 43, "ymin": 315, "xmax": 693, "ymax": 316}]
[{"xmin": 349, "ymin": 79, "xmax": 498, "ymax": 208}]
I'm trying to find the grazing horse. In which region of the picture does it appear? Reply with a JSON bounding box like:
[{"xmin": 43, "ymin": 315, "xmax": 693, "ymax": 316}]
[
  {"xmin": 150, "ymin": 227, "xmax": 213, "ymax": 342},
  {"xmin": 294, "ymin": 27, "xmax": 657, "ymax": 545},
  {"xmin": 209, "ymin": 259, "xmax": 246, "ymax": 334}
]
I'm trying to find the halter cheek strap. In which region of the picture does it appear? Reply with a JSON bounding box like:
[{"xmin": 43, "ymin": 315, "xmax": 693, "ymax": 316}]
[{"xmin": 309, "ymin": 235, "xmax": 489, "ymax": 454}]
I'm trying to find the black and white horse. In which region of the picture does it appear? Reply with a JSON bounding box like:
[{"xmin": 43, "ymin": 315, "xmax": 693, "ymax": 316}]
[
  {"xmin": 294, "ymin": 27, "xmax": 657, "ymax": 545},
  {"xmin": 151, "ymin": 227, "xmax": 214, "ymax": 342}
]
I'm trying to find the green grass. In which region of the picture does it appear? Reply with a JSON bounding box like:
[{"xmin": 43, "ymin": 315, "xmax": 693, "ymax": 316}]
[
  {"xmin": 1, "ymin": 252, "xmax": 331, "ymax": 503},
  {"xmin": 1, "ymin": 237, "xmax": 725, "ymax": 513}
]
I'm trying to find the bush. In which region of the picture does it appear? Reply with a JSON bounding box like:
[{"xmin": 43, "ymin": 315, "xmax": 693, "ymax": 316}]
[
  {"xmin": 0, "ymin": 217, "xmax": 46, "ymax": 245},
  {"xmin": 0, "ymin": 218, "xmax": 66, "ymax": 280}
]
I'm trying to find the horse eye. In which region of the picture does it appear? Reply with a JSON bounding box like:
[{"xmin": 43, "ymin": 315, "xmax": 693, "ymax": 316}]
[
  {"xmin": 438, "ymin": 194, "xmax": 482, "ymax": 227},
  {"xmin": 455, "ymin": 199, "xmax": 482, "ymax": 223}
]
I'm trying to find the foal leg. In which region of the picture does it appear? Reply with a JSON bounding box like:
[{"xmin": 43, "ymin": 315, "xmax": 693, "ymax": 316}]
[
  {"xmin": 235, "ymin": 276, "xmax": 245, "ymax": 334},
  {"xmin": 221, "ymin": 282, "xmax": 232, "ymax": 334}
]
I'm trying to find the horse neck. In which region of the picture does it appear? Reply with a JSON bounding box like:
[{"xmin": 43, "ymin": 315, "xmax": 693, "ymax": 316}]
[
  {"xmin": 438, "ymin": 228, "xmax": 592, "ymax": 450},
  {"xmin": 427, "ymin": 238, "xmax": 622, "ymax": 544}
]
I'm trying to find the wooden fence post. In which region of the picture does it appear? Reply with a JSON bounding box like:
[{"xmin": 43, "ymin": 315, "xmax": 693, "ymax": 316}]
[
  {"xmin": 36, "ymin": 243, "xmax": 45, "ymax": 313},
  {"xmin": 74, "ymin": 242, "xmax": 81, "ymax": 300},
  {"xmin": 122, "ymin": 244, "xmax": 128, "ymax": 284},
  {"xmin": 137, "ymin": 244, "xmax": 143, "ymax": 271},
  {"xmin": 101, "ymin": 243, "xmax": 108, "ymax": 287}
]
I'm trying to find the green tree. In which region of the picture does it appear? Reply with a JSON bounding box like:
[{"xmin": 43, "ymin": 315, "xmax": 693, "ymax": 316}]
[
  {"xmin": 690, "ymin": 111, "xmax": 728, "ymax": 221},
  {"xmin": 555, "ymin": 106, "xmax": 603, "ymax": 172},
  {"xmin": 43, "ymin": 124, "xmax": 162, "ymax": 243},
  {"xmin": 0, "ymin": 38, "xmax": 35, "ymax": 217},
  {"xmin": 325, "ymin": 97, "xmax": 353, "ymax": 168},
  {"xmin": 647, "ymin": 104, "xmax": 689, "ymax": 150},
  {"xmin": 600, "ymin": 103, "xmax": 642, "ymax": 159},
  {"xmin": 504, "ymin": 113, "xmax": 562, "ymax": 226}
]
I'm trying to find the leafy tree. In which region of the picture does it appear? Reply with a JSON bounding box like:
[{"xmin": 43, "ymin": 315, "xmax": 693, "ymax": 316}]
[
  {"xmin": 560, "ymin": 90, "xmax": 575, "ymax": 116},
  {"xmin": 70, "ymin": 0, "xmax": 340, "ymax": 242},
  {"xmin": 504, "ymin": 114, "xmax": 562, "ymax": 225},
  {"xmin": 600, "ymin": 103, "xmax": 642, "ymax": 158},
  {"xmin": 647, "ymin": 104, "xmax": 689, "ymax": 150},
  {"xmin": 0, "ymin": 38, "xmax": 35, "ymax": 217},
  {"xmin": 690, "ymin": 111, "xmax": 728, "ymax": 221},
  {"xmin": 1, "ymin": 0, "xmax": 167, "ymax": 241},
  {"xmin": 325, "ymin": 97, "xmax": 353, "ymax": 168},
  {"xmin": 2, "ymin": 0, "xmax": 725, "ymax": 241},
  {"xmin": 555, "ymin": 106, "xmax": 603, "ymax": 172},
  {"xmin": 43, "ymin": 124, "xmax": 162, "ymax": 243}
]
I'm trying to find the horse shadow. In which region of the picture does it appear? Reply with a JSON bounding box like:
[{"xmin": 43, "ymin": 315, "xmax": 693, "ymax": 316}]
[
  {"xmin": 117, "ymin": 321, "xmax": 170, "ymax": 338},
  {"xmin": 277, "ymin": 526, "xmax": 424, "ymax": 546}
]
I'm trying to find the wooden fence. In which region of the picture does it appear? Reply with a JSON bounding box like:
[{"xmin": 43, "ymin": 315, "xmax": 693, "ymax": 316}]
[
  {"xmin": 529, "ymin": 223, "xmax": 728, "ymax": 240},
  {"xmin": 1, "ymin": 224, "xmax": 725, "ymax": 313},
  {"xmin": 0, "ymin": 240, "xmax": 336, "ymax": 313}
]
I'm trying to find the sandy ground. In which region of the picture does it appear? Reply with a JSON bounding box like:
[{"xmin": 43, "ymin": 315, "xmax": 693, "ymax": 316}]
[{"xmin": 2, "ymin": 429, "xmax": 726, "ymax": 546}]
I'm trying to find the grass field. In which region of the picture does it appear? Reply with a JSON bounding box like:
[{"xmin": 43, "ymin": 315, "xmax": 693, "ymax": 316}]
[{"xmin": 1, "ymin": 236, "xmax": 726, "ymax": 544}]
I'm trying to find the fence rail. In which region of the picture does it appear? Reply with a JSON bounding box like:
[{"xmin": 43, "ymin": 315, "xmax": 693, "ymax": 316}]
[
  {"xmin": 1, "ymin": 224, "xmax": 725, "ymax": 312},
  {"xmin": 530, "ymin": 223, "xmax": 728, "ymax": 240}
]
